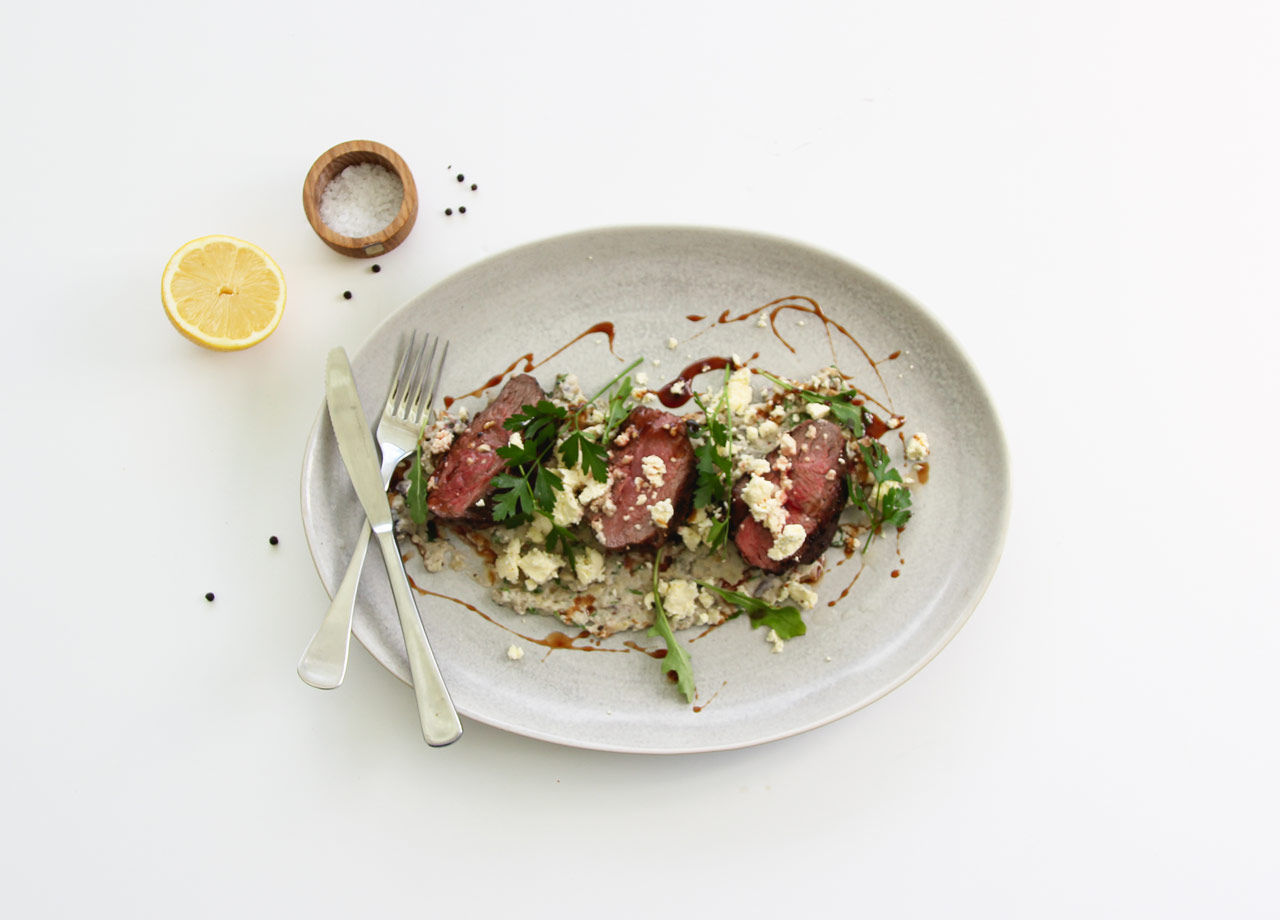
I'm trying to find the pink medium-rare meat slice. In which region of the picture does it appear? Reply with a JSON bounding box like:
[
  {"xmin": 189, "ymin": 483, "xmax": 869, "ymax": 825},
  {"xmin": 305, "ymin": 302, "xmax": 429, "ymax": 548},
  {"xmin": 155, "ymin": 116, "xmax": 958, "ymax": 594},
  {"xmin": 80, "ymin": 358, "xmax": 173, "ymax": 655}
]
[
  {"xmin": 731, "ymin": 418, "xmax": 850, "ymax": 573},
  {"xmin": 586, "ymin": 406, "xmax": 696, "ymax": 551},
  {"xmin": 427, "ymin": 374, "xmax": 545, "ymax": 522}
]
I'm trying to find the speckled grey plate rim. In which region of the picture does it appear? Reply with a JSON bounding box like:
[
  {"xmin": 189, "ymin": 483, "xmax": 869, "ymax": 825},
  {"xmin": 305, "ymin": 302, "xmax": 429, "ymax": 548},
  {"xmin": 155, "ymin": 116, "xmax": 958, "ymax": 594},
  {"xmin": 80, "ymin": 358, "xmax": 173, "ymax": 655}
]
[{"xmin": 299, "ymin": 225, "xmax": 1010, "ymax": 754}]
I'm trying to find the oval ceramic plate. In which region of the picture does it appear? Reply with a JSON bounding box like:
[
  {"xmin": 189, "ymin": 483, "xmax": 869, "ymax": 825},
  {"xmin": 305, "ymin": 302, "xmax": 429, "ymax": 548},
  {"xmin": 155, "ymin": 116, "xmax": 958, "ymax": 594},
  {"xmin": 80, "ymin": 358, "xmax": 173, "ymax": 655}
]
[{"xmin": 299, "ymin": 226, "xmax": 1009, "ymax": 753}]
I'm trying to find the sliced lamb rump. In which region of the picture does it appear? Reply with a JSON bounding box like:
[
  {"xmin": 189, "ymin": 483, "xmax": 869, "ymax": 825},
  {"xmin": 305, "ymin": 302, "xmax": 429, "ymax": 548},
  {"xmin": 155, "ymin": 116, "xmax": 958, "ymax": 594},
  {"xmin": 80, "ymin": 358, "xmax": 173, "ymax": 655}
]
[
  {"xmin": 731, "ymin": 418, "xmax": 850, "ymax": 573},
  {"xmin": 427, "ymin": 373, "xmax": 545, "ymax": 523},
  {"xmin": 586, "ymin": 406, "xmax": 696, "ymax": 551}
]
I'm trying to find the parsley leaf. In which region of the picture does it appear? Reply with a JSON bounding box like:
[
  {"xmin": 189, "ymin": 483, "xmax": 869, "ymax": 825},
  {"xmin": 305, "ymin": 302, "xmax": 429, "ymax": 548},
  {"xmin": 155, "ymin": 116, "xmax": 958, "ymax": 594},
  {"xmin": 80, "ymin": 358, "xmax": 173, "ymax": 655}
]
[
  {"xmin": 847, "ymin": 441, "xmax": 913, "ymax": 552},
  {"xmin": 490, "ymin": 400, "xmax": 566, "ymax": 527},
  {"xmin": 556, "ymin": 358, "xmax": 643, "ymax": 483},
  {"xmin": 649, "ymin": 547, "xmax": 696, "ymax": 702},
  {"xmin": 689, "ymin": 364, "xmax": 735, "ymax": 551},
  {"xmin": 404, "ymin": 441, "xmax": 430, "ymax": 525},
  {"xmin": 695, "ymin": 582, "xmax": 808, "ymax": 640}
]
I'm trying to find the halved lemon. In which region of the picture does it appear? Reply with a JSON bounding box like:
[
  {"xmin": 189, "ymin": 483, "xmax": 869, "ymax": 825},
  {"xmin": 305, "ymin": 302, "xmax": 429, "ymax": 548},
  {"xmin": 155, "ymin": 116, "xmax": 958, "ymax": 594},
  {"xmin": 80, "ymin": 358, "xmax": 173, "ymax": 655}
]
[{"xmin": 162, "ymin": 235, "xmax": 286, "ymax": 351}]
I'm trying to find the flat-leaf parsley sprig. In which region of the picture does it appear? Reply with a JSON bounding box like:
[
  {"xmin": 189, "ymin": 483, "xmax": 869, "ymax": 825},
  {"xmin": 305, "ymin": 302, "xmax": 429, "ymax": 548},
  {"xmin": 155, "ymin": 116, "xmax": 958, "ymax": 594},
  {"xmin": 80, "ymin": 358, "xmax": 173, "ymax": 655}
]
[
  {"xmin": 847, "ymin": 441, "xmax": 913, "ymax": 552},
  {"xmin": 558, "ymin": 357, "xmax": 644, "ymax": 484},
  {"xmin": 491, "ymin": 399, "xmax": 567, "ymax": 526},
  {"xmin": 688, "ymin": 364, "xmax": 734, "ymax": 551}
]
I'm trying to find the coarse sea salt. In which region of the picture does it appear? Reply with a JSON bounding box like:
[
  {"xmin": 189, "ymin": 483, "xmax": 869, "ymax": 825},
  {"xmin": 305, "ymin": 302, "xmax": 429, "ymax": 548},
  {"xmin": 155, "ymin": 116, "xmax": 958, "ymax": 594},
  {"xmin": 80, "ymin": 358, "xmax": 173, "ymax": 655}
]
[{"xmin": 319, "ymin": 162, "xmax": 404, "ymax": 238}]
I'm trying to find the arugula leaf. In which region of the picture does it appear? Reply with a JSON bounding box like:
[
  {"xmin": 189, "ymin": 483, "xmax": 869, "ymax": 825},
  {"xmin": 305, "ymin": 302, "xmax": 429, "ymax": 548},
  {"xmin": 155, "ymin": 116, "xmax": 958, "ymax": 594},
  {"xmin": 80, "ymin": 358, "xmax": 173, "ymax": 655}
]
[
  {"xmin": 696, "ymin": 581, "xmax": 807, "ymax": 640},
  {"xmin": 649, "ymin": 547, "xmax": 696, "ymax": 702},
  {"xmin": 758, "ymin": 370, "xmax": 866, "ymax": 437},
  {"xmin": 404, "ymin": 441, "xmax": 430, "ymax": 525}
]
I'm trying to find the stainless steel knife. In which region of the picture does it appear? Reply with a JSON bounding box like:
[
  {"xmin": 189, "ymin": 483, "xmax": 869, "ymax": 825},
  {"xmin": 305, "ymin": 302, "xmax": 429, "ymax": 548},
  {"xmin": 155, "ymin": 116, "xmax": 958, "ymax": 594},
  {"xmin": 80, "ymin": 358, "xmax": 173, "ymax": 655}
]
[{"xmin": 325, "ymin": 347, "xmax": 462, "ymax": 747}]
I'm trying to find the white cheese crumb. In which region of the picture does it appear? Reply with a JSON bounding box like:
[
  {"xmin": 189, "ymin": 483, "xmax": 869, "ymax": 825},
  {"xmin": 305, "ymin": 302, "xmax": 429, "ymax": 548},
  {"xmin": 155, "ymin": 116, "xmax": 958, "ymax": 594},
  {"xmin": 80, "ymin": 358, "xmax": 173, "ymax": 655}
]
[
  {"xmin": 573, "ymin": 547, "xmax": 606, "ymax": 585},
  {"xmin": 805, "ymin": 402, "xmax": 830, "ymax": 420},
  {"xmin": 496, "ymin": 538, "xmax": 522, "ymax": 583},
  {"xmin": 518, "ymin": 547, "xmax": 563, "ymax": 585},
  {"xmin": 768, "ymin": 523, "xmax": 807, "ymax": 561},
  {"xmin": 727, "ymin": 367, "xmax": 753, "ymax": 416},
  {"xmin": 766, "ymin": 629, "xmax": 785, "ymax": 653},
  {"xmin": 507, "ymin": 431, "xmax": 524, "ymax": 450},
  {"xmin": 905, "ymin": 432, "xmax": 931, "ymax": 461},
  {"xmin": 649, "ymin": 497, "xmax": 675, "ymax": 528},
  {"xmin": 757, "ymin": 419, "xmax": 779, "ymax": 441},
  {"xmin": 756, "ymin": 315, "xmax": 768, "ymax": 328},
  {"xmin": 787, "ymin": 582, "xmax": 818, "ymax": 609},
  {"xmin": 780, "ymin": 433, "xmax": 797, "ymax": 455},
  {"xmin": 742, "ymin": 475, "xmax": 787, "ymax": 535},
  {"xmin": 662, "ymin": 579, "xmax": 700, "ymax": 619},
  {"xmin": 635, "ymin": 372, "xmax": 649, "ymax": 386},
  {"xmin": 641, "ymin": 454, "xmax": 667, "ymax": 488},
  {"xmin": 506, "ymin": 644, "xmax": 525, "ymax": 661},
  {"xmin": 667, "ymin": 337, "xmax": 679, "ymax": 350}
]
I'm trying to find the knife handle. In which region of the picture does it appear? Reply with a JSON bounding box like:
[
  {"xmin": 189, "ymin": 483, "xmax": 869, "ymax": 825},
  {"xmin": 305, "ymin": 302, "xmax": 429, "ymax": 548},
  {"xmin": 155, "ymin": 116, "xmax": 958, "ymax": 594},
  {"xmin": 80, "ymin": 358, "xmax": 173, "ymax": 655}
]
[{"xmin": 372, "ymin": 528, "xmax": 463, "ymax": 746}]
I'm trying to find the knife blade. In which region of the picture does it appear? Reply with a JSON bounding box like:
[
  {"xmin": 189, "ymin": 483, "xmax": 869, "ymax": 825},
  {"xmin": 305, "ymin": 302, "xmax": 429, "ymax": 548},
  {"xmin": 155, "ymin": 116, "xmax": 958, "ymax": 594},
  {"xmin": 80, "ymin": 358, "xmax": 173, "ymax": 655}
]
[{"xmin": 325, "ymin": 347, "xmax": 462, "ymax": 746}]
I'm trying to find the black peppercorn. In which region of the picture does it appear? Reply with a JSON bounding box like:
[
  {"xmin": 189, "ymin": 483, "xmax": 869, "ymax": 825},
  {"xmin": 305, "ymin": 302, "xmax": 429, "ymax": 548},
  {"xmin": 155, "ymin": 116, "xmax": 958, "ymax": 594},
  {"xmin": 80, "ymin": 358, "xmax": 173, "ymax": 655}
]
[
  {"xmin": 269, "ymin": 535, "xmax": 279, "ymax": 546},
  {"xmin": 459, "ymin": 206, "xmax": 467, "ymax": 214},
  {"xmin": 470, "ymin": 183, "xmax": 477, "ymax": 191},
  {"xmin": 371, "ymin": 264, "xmax": 381, "ymax": 273},
  {"xmin": 342, "ymin": 291, "xmax": 352, "ymax": 300},
  {"xmin": 445, "ymin": 208, "xmax": 453, "ymax": 216},
  {"xmin": 456, "ymin": 173, "xmax": 464, "ymax": 182},
  {"xmin": 205, "ymin": 592, "xmax": 215, "ymax": 602}
]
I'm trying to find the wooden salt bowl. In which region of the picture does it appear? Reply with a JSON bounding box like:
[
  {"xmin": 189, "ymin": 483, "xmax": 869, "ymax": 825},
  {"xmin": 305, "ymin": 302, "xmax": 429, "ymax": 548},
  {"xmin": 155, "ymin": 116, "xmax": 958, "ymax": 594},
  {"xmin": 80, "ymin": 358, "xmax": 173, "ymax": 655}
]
[{"xmin": 303, "ymin": 140, "xmax": 418, "ymax": 258}]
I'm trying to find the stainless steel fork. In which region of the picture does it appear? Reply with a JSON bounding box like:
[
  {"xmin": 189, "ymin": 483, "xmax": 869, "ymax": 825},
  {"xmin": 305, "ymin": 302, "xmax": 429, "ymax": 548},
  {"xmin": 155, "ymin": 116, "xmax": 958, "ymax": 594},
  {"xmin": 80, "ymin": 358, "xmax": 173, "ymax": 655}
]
[{"xmin": 298, "ymin": 332, "xmax": 449, "ymax": 689}]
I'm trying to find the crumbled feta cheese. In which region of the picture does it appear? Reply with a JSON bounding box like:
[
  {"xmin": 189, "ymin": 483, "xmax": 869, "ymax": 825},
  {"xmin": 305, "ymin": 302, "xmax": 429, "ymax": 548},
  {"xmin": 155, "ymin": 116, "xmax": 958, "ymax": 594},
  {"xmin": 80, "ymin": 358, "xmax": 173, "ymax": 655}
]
[
  {"xmin": 805, "ymin": 402, "xmax": 830, "ymax": 420},
  {"xmin": 506, "ymin": 644, "xmax": 525, "ymax": 660},
  {"xmin": 780, "ymin": 433, "xmax": 797, "ymax": 455},
  {"xmin": 905, "ymin": 432, "xmax": 931, "ymax": 461},
  {"xmin": 727, "ymin": 367, "xmax": 753, "ymax": 416},
  {"xmin": 507, "ymin": 431, "xmax": 524, "ymax": 450},
  {"xmin": 649, "ymin": 498, "xmax": 675, "ymax": 528},
  {"xmin": 552, "ymin": 484, "xmax": 584, "ymax": 527},
  {"xmin": 428, "ymin": 427, "xmax": 454, "ymax": 455},
  {"xmin": 667, "ymin": 337, "xmax": 679, "ymax": 350},
  {"xmin": 573, "ymin": 547, "xmax": 606, "ymax": 585},
  {"xmin": 742, "ymin": 475, "xmax": 787, "ymax": 534},
  {"xmin": 578, "ymin": 478, "xmax": 610, "ymax": 507},
  {"xmin": 641, "ymin": 454, "xmax": 666, "ymax": 488},
  {"xmin": 635, "ymin": 372, "xmax": 649, "ymax": 386},
  {"xmin": 670, "ymin": 380, "xmax": 686, "ymax": 395},
  {"xmin": 495, "ymin": 538, "xmax": 522, "ymax": 583},
  {"xmin": 787, "ymin": 582, "xmax": 819, "ymax": 609},
  {"xmin": 757, "ymin": 419, "xmax": 779, "ymax": 441},
  {"xmin": 756, "ymin": 315, "xmax": 768, "ymax": 328},
  {"xmin": 737, "ymin": 456, "xmax": 770, "ymax": 477},
  {"xmin": 528, "ymin": 513, "xmax": 553, "ymax": 542},
  {"xmin": 661, "ymin": 579, "xmax": 700, "ymax": 619},
  {"xmin": 768, "ymin": 523, "xmax": 807, "ymax": 561},
  {"xmin": 518, "ymin": 547, "xmax": 563, "ymax": 585},
  {"xmin": 766, "ymin": 628, "xmax": 785, "ymax": 653}
]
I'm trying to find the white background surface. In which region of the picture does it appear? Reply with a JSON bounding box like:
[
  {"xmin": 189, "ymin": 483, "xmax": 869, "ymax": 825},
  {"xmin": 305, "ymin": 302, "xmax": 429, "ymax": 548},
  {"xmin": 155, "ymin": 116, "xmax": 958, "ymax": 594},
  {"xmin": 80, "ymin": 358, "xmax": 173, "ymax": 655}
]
[{"xmin": 2, "ymin": 1, "xmax": 1276, "ymax": 916}]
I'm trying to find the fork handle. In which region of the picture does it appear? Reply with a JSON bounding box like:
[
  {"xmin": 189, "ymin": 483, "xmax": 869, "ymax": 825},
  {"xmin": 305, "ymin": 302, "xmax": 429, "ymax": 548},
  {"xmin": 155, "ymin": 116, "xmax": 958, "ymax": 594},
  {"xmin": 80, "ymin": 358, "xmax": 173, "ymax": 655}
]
[
  {"xmin": 297, "ymin": 522, "xmax": 372, "ymax": 689},
  {"xmin": 372, "ymin": 527, "xmax": 463, "ymax": 746}
]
